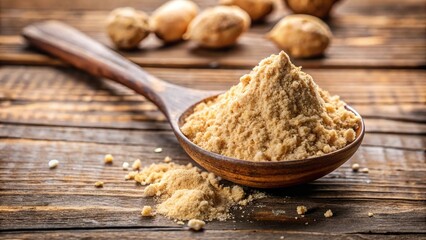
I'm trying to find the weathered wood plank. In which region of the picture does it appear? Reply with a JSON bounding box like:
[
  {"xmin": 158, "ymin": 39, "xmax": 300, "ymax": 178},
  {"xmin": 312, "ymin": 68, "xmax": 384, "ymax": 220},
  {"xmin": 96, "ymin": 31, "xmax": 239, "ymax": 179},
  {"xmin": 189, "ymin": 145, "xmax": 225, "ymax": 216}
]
[
  {"xmin": 1, "ymin": 66, "xmax": 424, "ymax": 102},
  {"xmin": 0, "ymin": 134, "xmax": 424, "ymax": 233},
  {"xmin": 1, "ymin": 137, "xmax": 424, "ymax": 196},
  {"xmin": 0, "ymin": 66, "xmax": 425, "ymax": 131},
  {"xmin": 1, "ymin": 124, "xmax": 424, "ymax": 150},
  {"xmin": 1, "ymin": 230, "xmax": 424, "ymax": 240},
  {"xmin": 1, "ymin": 0, "xmax": 425, "ymax": 68},
  {"xmin": 0, "ymin": 199, "xmax": 424, "ymax": 233}
]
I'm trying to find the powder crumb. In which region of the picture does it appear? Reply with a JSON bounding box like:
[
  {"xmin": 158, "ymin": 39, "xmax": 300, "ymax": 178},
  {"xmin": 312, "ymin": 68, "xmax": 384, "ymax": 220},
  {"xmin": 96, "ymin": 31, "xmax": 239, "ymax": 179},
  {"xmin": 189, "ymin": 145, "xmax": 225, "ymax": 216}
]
[
  {"xmin": 187, "ymin": 219, "xmax": 205, "ymax": 231},
  {"xmin": 351, "ymin": 163, "xmax": 360, "ymax": 172},
  {"xmin": 133, "ymin": 162, "xmax": 264, "ymax": 221},
  {"xmin": 297, "ymin": 205, "xmax": 307, "ymax": 215},
  {"xmin": 125, "ymin": 171, "xmax": 138, "ymax": 180},
  {"xmin": 272, "ymin": 209, "xmax": 286, "ymax": 216},
  {"xmin": 305, "ymin": 222, "xmax": 309, "ymax": 225},
  {"xmin": 134, "ymin": 162, "xmax": 188, "ymax": 185},
  {"xmin": 280, "ymin": 236, "xmax": 284, "ymax": 239},
  {"xmin": 239, "ymin": 192, "xmax": 266, "ymax": 206},
  {"xmin": 154, "ymin": 148, "xmax": 163, "ymax": 153},
  {"xmin": 132, "ymin": 159, "xmax": 142, "ymax": 170},
  {"xmin": 176, "ymin": 221, "xmax": 185, "ymax": 225},
  {"xmin": 141, "ymin": 206, "xmax": 154, "ymax": 217},
  {"xmin": 95, "ymin": 181, "xmax": 104, "ymax": 188},
  {"xmin": 360, "ymin": 167, "xmax": 369, "ymax": 173},
  {"xmin": 324, "ymin": 209, "xmax": 333, "ymax": 218},
  {"xmin": 181, "ymin": 51, "xmax": 360, "ymax": 161},
  {"xmin": 104, "ymin": 154, "xmax": 114, "ymax": 164},
  {"xmin": 48, "ymin": 159, "xmax": 59, "ymax": 169},
  {"xmin": 295, "ymin": 216, "xmax": 298, "ymax": 220},
  {"xmin": 368, "ymin": 212, "xmax": 374, "ymax": 217},
  {"xmin": 122, "ymin": 162, "xmax": 129, "ymax": 170},
  {"xmin": 164, "ymin": 156, "xmax": 172, "ymax": 163}
]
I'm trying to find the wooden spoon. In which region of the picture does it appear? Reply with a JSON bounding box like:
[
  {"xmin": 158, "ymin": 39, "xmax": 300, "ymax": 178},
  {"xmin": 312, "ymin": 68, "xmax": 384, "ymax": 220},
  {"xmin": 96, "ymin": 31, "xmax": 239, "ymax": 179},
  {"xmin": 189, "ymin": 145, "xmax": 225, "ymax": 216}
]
[{"xmin": 22, "ymin": 21, "xmax": 365, "ymax": 188}]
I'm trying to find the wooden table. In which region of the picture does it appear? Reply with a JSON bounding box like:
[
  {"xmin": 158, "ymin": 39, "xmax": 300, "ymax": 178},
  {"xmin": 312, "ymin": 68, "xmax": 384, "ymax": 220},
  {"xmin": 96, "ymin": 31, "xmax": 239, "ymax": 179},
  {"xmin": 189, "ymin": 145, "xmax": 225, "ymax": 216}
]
[{"xmin": 1, "ymin": 0, "xmax": 425, "ymax": 239}]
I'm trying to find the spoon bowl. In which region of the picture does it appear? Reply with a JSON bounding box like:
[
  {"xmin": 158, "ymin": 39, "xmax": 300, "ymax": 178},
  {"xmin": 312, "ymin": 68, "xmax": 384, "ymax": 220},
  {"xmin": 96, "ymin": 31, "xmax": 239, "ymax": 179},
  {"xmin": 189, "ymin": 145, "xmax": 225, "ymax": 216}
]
[
  {"xmin": 22, "ymin": 21, "xmax": 365, "ymax": 188},
  {"xmin": 176, "ymin": 101, "xmax": 364, "ymax": 188}
]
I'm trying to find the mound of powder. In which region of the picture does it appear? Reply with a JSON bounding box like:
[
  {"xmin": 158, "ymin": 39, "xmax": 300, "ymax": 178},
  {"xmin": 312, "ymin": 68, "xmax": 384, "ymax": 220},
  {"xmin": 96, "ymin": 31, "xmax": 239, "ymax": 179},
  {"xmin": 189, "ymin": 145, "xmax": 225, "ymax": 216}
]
[
  {"xmin": 181, "ymin": 51, "xmax": 361, "ymax": 161},
  {"xmin": 134, "ymin": 162, "xmax": 265, "ymax": 221}
]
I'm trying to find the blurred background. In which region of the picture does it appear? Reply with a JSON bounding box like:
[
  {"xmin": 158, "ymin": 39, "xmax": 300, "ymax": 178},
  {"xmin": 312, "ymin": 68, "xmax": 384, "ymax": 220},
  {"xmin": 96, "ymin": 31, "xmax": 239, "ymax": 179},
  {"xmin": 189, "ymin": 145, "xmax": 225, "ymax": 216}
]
[{"xmin": 1, "ymin": 0, "xmax": 425, "ymax": 70}]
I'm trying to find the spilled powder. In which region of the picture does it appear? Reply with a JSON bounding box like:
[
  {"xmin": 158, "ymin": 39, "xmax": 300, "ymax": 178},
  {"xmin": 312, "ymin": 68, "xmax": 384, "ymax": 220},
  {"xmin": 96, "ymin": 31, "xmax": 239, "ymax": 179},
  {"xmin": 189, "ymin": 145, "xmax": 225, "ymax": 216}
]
[
  {"xmin": 181, "ymin": 51, "xmax": 361, "ymax": 161},
  {"xmin": 133, "ymin": 162, "xmax": 265, "ymax": 221}
]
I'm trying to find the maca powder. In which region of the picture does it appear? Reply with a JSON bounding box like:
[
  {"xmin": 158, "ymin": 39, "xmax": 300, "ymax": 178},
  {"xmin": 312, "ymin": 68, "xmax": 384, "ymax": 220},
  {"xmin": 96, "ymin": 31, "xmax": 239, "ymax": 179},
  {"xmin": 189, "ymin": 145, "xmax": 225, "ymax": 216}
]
[
  {"xmin": 133, "ymin": 162, "xmax": 265, "ymax": 221},
  {"xmin": 181, "ymin": 51, "xmax": 360, "ymax": 161}
]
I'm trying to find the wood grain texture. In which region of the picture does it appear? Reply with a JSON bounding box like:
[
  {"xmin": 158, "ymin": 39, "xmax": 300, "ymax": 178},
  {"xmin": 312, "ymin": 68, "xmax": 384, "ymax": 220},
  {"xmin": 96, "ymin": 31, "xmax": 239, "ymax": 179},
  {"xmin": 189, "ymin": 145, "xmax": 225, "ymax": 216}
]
[
  {"xmin": 0, "ymin": 135, "xmax": 425, "ymax": 231},
  {"xmin": 17, "ymin": 21, "xmax": 368, "ymax": 188},
  {"xmin": 1, "ymin": 0, "xmax": 425, "ymax": 68},
  {"xmin": 0, "ymin": 65, "xmax": 425, "ymax": 236},
  {"xmin": 1, "ymin": 66, "xmax": 424, "ymax": 128},
  {"xmin": 1, "ymin": 230, "xmax": 424, "ymax": 240},
  {"xmin": 1, "ymin": 0, "xmax": 425, "ymax": 238}
]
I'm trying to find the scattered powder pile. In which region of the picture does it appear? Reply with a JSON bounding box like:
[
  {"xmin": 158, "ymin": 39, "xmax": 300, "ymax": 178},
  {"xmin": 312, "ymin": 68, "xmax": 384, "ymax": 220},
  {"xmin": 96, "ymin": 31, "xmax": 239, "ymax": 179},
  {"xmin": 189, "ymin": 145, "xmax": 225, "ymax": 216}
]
[
  {"xmin": 133, "ymin": 162, "xmax": 265, "ymax": 221},
  {"xmin": 181, "ymin": 51, "xmax": 361, "ymax": 161}
]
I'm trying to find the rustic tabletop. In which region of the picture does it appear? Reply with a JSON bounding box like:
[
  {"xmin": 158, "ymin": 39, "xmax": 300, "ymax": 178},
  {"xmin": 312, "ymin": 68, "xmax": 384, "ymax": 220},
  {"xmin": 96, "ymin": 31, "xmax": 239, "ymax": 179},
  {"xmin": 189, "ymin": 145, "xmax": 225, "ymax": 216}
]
[{"xmin": 0, "ymin": 0, "xmax": 425, "ymax": 239}]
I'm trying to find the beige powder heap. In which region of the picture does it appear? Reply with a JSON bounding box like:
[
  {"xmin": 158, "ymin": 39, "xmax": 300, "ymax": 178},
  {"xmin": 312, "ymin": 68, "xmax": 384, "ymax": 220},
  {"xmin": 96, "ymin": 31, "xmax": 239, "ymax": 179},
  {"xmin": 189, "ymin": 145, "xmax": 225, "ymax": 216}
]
[
  {"xmin": 181, "ymin": 51, "xmax": 360, "ymax": 161},
  {"xmin": 134, "ymin": 162, "xmax": 264, "ymax": 221}
]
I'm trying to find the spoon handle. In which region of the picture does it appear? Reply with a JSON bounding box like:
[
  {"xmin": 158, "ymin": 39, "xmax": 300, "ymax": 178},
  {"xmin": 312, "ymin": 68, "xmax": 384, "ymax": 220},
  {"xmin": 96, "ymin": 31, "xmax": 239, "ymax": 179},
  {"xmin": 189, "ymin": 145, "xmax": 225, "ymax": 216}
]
[{"xmin": 22, "ymin": 20, "xmax": 171, "ymax": 113}]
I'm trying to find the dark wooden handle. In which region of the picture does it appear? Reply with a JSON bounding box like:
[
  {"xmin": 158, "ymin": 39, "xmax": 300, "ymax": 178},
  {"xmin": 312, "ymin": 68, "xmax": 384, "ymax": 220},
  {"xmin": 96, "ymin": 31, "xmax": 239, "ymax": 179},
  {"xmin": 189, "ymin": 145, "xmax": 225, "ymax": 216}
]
[{"xmin": 22, "ymin": 20, "xmax": 171, "ymax": 113}]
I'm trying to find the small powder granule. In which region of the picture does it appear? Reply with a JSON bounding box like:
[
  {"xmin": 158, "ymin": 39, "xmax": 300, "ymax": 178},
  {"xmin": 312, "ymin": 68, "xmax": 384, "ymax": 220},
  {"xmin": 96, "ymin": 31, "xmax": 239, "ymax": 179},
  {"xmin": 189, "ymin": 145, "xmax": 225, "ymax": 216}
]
[
  {"xmin": 133, "ymin": 162, "xmax": 265, "ymax": 221},
  {"xmin": 141, "ymin": 206, "xmax": 154, "ymax": 217},
  {"xmin": 351, "ymin": 163, "xmax": 360, "ymax": 172},
  {"xmin": 181, "ymin": 51, "xmax": 360, "ymax": 161},
  {"xmin": 164, "ymin": 156, "xmax": 172, "ymax": 163},
  {"xmin": 360, "ymin": 167, "xmax": 369, "ymax": 173},
  {"xmin": 187, "ymin": 219, "xmax": 205, "ymax": 231},
  {"xmin": 154, "ymin": 148, "xmax": 163, "ymax": 153},
  {"xmin": 132, "ymin": 159, "xmax": 142, "ymax": 170},
  {"xmin": 125, "ymin": 171, "xmax": 138, "ymax": 180},
  {"xmin": 95, "ymin": 181, "xmax": 104, "ymax": 188},
  {"xmin": 48, "ymin": 159, "xmax": 59, "ymax": 169},
  {"xmin": 368, "ymin": 212, "xmax": 374, "ymax": 217},
  {"xmin": 104, "ymin": 154, "xmax": 114, "ymax": 164},
  {"xmin": 324, "ymin": 209, "xmax": 333, "ymax": 218},
  {"xmin": 122, "ymin": 162, "xmax": 129, "ymax": 170},
  {"xmin": 297, "ymin": 205, "xmax": 307, "ymax": 215}
]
